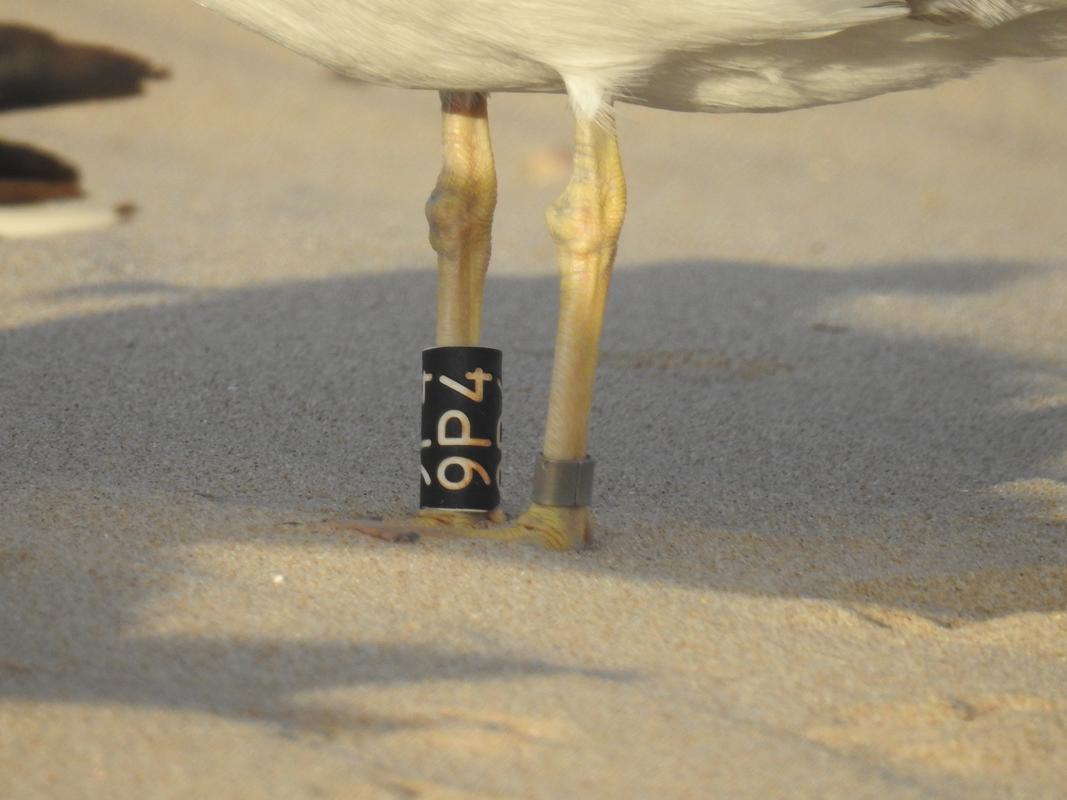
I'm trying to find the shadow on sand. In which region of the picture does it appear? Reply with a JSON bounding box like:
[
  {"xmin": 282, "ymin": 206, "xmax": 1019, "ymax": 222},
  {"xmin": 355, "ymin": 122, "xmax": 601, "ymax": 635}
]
[{"xmin": 2, "ymin": 258, "xmax": 1065, "ymax": 723}]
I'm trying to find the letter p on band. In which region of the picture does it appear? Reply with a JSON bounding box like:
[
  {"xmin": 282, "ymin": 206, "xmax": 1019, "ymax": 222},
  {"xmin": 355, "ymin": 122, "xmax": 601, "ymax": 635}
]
[{"xmin": 420, "ymin": 346, "xmax": 502, "ymax": 512}]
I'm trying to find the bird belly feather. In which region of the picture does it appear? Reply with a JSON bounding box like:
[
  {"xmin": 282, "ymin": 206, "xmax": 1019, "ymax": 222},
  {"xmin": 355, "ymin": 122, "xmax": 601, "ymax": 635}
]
[{"xmin": 194, "ymin": 0, "xmax": 1067, "ymax": 113}]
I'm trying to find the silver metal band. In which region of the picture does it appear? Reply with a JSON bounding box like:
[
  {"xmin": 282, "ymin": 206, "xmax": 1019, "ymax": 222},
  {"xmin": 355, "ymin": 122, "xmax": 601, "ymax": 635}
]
[{"xmin": 531, "ymin": 455, "xmax": 595, "ymax": 507}]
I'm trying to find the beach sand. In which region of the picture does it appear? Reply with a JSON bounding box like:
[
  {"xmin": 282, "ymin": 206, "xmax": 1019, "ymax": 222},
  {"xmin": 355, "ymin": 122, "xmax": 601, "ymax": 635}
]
[{"xmin": 2, "ymin": 1, "xmax": 1066, "ymax": 796}]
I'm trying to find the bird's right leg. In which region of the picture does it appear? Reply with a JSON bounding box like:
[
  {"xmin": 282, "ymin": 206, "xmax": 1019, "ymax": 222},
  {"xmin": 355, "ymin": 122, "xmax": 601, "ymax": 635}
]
[
  {"xmin": 427, "ymin": 90, "xmax": 497, "ymax": 349},
  {"xmin": 346, "ymin": 91, "xmax": 500, "ymax": 539},
  {"xmin": 418, "ymin": 90, "xmax": 500, "ymax": 527}
]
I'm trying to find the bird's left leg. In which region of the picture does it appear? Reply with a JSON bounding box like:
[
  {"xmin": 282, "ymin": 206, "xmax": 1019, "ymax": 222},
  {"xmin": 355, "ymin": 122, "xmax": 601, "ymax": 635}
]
[{"xmin": 494, "ymin": 104, "xmax": 625, "ymax": 549}]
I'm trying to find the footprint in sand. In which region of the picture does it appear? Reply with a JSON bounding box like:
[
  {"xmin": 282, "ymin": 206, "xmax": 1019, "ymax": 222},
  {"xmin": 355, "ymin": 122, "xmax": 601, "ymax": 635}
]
[
  {"xmin": 377, "ymin": 777, "xmax": 517, "ymax": 800},
  {"xmin": 994, "ymin": 478, "xmax": 1067, "ymax": 526},
  {"xmin": 290, "ymin": 706, "xmax": 576, "ymax": 798},
  {"xmin": 381, "ymin": 708, "xmax": 577, "ymax": 762},
  {"xmin": 287, "ymin": 703, "xmax": 577, "ymax": 755},
  {"xmin": 839, "ymin": 565, "xmax": 1067, "ymax": 627},
  {"xmin": 804, "ymin": 693, "xmax": 1067, "ymax": 778}
]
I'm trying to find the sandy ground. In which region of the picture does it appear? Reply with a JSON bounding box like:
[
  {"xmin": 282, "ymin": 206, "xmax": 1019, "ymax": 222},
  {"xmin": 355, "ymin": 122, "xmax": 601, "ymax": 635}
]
[{"xmin": 2, "ymin": 1, "xmax": 1067, "ymax": 797}]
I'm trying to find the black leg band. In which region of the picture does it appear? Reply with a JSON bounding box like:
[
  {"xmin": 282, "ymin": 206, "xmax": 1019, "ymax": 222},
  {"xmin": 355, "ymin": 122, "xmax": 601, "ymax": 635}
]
[
  {"xmin": 420, "ymin": 346, "xmax": 502, "ymax": 512},
  {"xmin": 531, "ymin": 454, "xmax": 595, "ymax": 507}
]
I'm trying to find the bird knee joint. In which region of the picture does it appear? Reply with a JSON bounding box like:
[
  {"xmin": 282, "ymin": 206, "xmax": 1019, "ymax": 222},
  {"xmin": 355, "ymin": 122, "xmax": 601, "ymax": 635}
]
[
  {"xmin": 546, "ymin": 195, "xmax": 623, "ymax": 256},
  {"xmin": 425, "ymin": 184, "xmax": 494, "ymax": 255},
  {"xmin": 426, "ymin": 191, "xmax": 465, "ymax": 254}
]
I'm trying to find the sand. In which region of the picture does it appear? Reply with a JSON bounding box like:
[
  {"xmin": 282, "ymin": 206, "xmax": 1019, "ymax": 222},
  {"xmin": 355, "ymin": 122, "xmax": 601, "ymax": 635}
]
[{"xmin": 2, "ymin": 1, "xmax": 1066, "ymax": 797}]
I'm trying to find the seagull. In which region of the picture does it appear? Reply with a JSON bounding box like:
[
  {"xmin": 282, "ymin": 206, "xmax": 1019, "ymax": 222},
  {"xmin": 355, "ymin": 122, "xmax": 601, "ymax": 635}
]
[{"xmin": 194, "ymin": 0, "xmax": 1067, "ymax": 549}]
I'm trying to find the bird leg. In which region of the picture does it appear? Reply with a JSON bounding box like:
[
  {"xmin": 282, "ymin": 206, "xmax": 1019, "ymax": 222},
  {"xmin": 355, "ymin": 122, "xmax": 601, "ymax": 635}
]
[
  {"xmin": 392, "ymin": 106, "xmax": 625, "ymax": 548},
  {"xmin": 345, "ymin": 91, "xmax": 500, "ymax": 540},
  {"xmin": 421, "ymin": 90, "xmax": 502, "ymax": 528},
  {"xmin": 417, "ymin": 90, "xmax": 502, "ymax": 528},
  {"xmin": 344, "ymin": 102, "xmax": 624, "ymax": 550},
  {"xmin": 427, "ymin": 90, "xmax": 496, "ymax": 347},
  {"xmin": 502, "ymin": 105, "xmax": 626, "ymax": 549}
]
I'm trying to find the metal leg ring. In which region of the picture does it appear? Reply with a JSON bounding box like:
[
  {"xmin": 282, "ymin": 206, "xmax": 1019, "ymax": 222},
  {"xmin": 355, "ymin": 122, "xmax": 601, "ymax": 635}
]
[{"xmin": 531, "ymin": 454, "xmax": 595, "ymax": 507}]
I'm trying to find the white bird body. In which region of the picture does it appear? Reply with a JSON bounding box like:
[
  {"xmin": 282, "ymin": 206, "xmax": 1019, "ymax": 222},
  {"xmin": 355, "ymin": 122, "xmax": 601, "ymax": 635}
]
[{"xmin": 197, "ymin": 0, "xmax": 1067, "ymax": 116}]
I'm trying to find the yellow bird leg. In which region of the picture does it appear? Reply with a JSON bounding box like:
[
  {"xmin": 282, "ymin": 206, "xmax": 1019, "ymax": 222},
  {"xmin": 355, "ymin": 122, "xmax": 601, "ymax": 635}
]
[
  {"xmin": 541, "ymin": 111, "xmax": 626, "ymax": 462},
  {"xmin": 417, "ymin": 91, "xmax": 500, "ymax": 527},
  {"xmin": 426, "ymin": 90, "xmax": 497, "ymax": 347},
  {"xmin": 347, "ymin": 91, "xmax": 499, "ymax": 540},
  {"xmin": 502, "ymin": 105, "xmax": 626, "ymax": 549}
]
